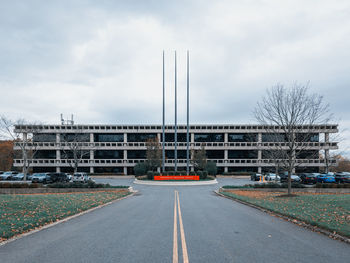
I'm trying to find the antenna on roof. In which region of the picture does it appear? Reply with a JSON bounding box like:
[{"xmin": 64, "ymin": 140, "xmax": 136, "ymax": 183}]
[{"xmin": 60, "ymin": 114, "xmax": 75, "ymax": 125}]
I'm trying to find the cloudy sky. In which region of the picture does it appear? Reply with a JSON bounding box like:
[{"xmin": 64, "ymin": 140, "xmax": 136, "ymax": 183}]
[{"xmin": 1, "ymin": 0, "xmax": 350, "ymax": 155}]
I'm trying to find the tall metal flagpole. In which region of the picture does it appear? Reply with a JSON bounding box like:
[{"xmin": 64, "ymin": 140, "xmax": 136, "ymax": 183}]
[
  {"xmin": 174, "ymin": 51, "xmax": 178, "ymax": 172},
  {"xmin": 162, "ymin": 51, "xmax": 165, "ymax": 173},
  {"xmin": 186, "ymin": 51, "xmax": 190, "ymax": 174}
]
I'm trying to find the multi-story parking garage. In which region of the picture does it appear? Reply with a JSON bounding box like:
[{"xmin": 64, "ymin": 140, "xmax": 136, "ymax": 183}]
[{"xmin": 13, "ymin": 124, "xmax": 338, "ymax": 175}]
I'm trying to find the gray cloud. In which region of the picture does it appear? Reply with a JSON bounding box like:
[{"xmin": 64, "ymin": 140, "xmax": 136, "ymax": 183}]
[{"xmin": 1, "ymin": 0, "xmax": 350, "ymax": 156}]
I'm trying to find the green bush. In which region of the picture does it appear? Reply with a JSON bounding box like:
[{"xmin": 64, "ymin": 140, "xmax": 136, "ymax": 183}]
[
  {"xmin": 134, "ymin": 162, "xmax": 148, "ymax": 176},
  {"xmin": 154, "ymin": 172, "xmax": 160, "ymax": 176},
  {"xmin": 147, "ymin": 171, "xmax": 154, "ymax": 180},
  {"xmin": 175, "ymin": 171, "xmax": 182, "ymax": 176},
  {"xmin": 189, "ymin": 171, "xmax": 196, "ymax": 176},
  {"xmin": 197, "ymin": 171, "xmax": 203, "ymax": 179},
  {"xmin": 202, "ymin": 171, "xmax": 208, "ymax": 180},
  {"xmin": 168, "ymin": 171, "xmax": 175, "ymax": 176},
  {"xmin": 206, "ymin": 161, "xmax": 217, "ymax": 176}
]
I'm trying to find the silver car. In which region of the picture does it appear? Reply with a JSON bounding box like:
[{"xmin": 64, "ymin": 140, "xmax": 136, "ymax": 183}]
[{"xmin": 72, "ymin": 172, "xmax": 90, "ymax": 183}]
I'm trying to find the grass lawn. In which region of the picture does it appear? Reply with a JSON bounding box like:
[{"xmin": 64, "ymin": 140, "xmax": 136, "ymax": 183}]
[
  {"xmin": 220, "ymin": 189, "xmax": 350, "ymax": 237},
  {"xmin": 0, "ymin": 190, "xmax": 130, "ymax": 241}
]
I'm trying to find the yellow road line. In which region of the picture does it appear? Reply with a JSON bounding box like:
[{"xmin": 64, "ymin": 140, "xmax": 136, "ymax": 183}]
[
  {"xmin": 173, "ymin": 190, "xmax": 178, "ymax": 263},
  {"xmin": 177, "ymin": 191, "xmax": 189, "ymax": 263}
]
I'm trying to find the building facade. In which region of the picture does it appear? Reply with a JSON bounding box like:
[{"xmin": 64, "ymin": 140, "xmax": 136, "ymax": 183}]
[{"xmin": 13, "ymin": 124, "xmax": 338, "ymax": 174}]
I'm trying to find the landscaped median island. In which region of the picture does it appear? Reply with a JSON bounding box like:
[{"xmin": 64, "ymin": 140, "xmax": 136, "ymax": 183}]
[
  {"xmin": 219, "ymin": 187, "xmax": 350, "ymax": 238},
  {"xmin": 0, "ymin": 189, "xmax": 131, "ymax": 241}
]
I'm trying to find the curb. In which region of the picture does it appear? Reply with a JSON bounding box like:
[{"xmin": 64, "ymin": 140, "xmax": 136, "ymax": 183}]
[
  {"xmin": 0, "ymin": 190, "xmax": 138, "ymax": 247},
  {"xmin": 214, "ymin": 189, "xmax": 350, "ymax": 244},
  {"xmin": 133, "ymin": 179, "xmax": 218, "ymax": 186}
]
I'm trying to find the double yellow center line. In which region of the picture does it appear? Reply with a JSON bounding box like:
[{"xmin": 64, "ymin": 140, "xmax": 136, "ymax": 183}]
[{"xmin": 173, "ymin": 190, "xmax": 189, "ymax": 263}]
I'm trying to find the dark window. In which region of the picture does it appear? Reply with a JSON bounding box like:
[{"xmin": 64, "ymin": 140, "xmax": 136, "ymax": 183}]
[
  {"xmin": 94, "ymin": 133, "xmax": 123, "ymax": 142},
  {"xmin": 206, "ymin": 150, "xmax": 224, "ymax": 159},
  {"xmin": 165, "ymin": 150, "xmax": 188, "ymax": 159},
  {"xmin": 228, "ymin": 167, "xmax": 258, "ymax": 172},
  {"xmin": 161, "ymin": 133, "xmax": 187, "ymax": 142},
  {"xmin": 296, "ymin": 133, "xmax": 319, "ymax": 142},
  {"xmin": 34, "ymin": 150, "xmax": 56, "ymax": 159},
  {"xmin": 60, "ymin": 150, "xmax": 90, "ymax": 159},
  {"xmin": 33, "ymin": 167, "xmax": 56, "ymax": 173},
  {"xmin": 60, "ymin": 133, "xmax": 90, "ymax": 142},
  {"xmin": 262, "ymin": 133, "xmax": 287, "ymax": 142},
  {"xmin": 194, "ymin": 133, "xmax": 224, "ymax": 142},
  {"xmin": 33, "ymin": 133, "xmax": 56, "ymax": 142},
  {"xmin": 95, "ymin": 150, "xmax": 123, "ymax": 159},
  {"xmin": 127, "ymin": 150, "xmax": 146, "ymax": 159},
  {"xmin": 94, "ymin": 167, "xmax": 124, "ymax": 174},
  {"xmin": 228, "ymin": 133, "xmax": 257, "ymax": 142},
  {"xmin": 127, "ymin": 133, "xmax": 157, "ymax": 142},
  {"xmin": 228, "ymin": 150, "xmax": 258, "ymax": 159},
  {"xmin": 296, "ymin": 150, "xmax": 318, "ymax": 159}
]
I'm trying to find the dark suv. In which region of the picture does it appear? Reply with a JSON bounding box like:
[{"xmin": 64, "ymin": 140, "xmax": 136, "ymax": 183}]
[
  {"xmin": 47, "ymin": 173, "xmax": 70, "ymax": 184},
  {"xmin": 299, "ymin": 173, "xmax": 318, "ymax": 184}
]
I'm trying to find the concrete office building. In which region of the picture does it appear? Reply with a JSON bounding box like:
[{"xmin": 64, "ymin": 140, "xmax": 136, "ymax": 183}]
[{"xmin": 13, "ymin": 124, "xmax": 338, "ymax": 175}]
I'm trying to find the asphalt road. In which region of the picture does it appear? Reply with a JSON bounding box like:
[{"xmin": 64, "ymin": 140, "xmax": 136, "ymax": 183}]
[{"xmin": 0, "ymin": 178, "xmax": 349, "ymax": 263}]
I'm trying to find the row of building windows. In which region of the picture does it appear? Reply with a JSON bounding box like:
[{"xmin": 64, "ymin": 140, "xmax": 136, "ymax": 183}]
[
  {"xmin": 18, "ymin": 124, "xmax": 338, "ymax": 131},
  {"xmin": 33, "ymin": 133, "xmax": 320, "ymax": 143},
  {"xmin": 32, "ymin": 166, "xmax": 320, "ymax": 174},
  {"xmin": 34, "ymin": 150, "xmax": 319, "ymax": 160}
]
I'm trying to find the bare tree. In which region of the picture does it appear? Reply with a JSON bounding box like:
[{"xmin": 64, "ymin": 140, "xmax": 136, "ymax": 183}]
[
  {"xmin": 191, "ymin": 144, "xmax": 207, "ymax": 171},
  {"xmin": 254, "ymin": 84, "xmax": 332, "ymax": 195},
  {"xmin": 0, "ymin": 116, "xmax": 41, "ymax": 180},
  {"xmin": 145, "ymin": 138, "xmax": 161, "ymax": 171},
  {"xmin": 60, "ymin": 132, "xmax": 92, "ymax": 174}
]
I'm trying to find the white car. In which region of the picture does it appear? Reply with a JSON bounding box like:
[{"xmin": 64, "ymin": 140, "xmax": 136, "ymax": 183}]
[
  {"xmin": 265, "ymin": 173, "xmax": 280, "ymax": 181},
  {"xmin": 72, "ymin": 172, "xmax": 90, "ymax": 183}
]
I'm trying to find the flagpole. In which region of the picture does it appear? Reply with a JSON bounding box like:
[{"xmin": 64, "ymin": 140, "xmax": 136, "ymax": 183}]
[
  {"xmin": 162, "ymin": 51, "xmax": 165, "ymax": 173},
  {"xmin": 186, "ymin": 51, "xmax": 190, "ymax": 174}
]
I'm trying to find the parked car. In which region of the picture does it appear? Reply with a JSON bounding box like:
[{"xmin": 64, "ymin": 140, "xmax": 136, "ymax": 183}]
[
  {"xmin": 72, "ymin": 172, "xmax": 90, "ymax": 183},
  {"xmin": 334, "ymin": 172, "xmax": 350, "ymax": 183},
  {"xmin": 299, "ymin": 173, "xmax": 318, "ymax": 184},
  {"xmin": 0, "ymin": 171, "xmax": 4, "ymax": 174},
  {"xmin": 264, "ymin": 173, "xmax": 280, "ymax": 181},
  {"xmin": 66, "ymin": 174, "xmax": 73, "ymax": 181},
  {"xmin": 12, "ymin": 173, "xmax": 25, "ymax": 181},
  {"xmin": 0, "ymin": 171, "xmax": 19, "ymax": 181},
  {"xmin": 31, "ymin": 173, "xmax": 51, "ymax": 183},
  {"xmin": 316, "ymin": 173, "xmax": 336, "ymax": 183},
  {"xmin": 47, "ymin": 173, "xmax": 70, "ymax": 184},
  {"xmin": 279, "ymin": 173, "xmax": 301, "ymax": 183}
]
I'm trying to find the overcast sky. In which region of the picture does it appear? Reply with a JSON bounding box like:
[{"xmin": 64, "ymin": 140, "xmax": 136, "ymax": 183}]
[{"xmin": 1, "ymin": 0, "xmax": 350, "ymax": 155}]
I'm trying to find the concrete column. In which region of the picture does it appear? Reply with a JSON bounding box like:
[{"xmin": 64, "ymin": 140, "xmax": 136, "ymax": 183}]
[
  {"xmin": 90, "ymin": 150, "xmax": 94, "ymax": 159},
  {"xmin": 56, "ymin": 133, "xmax": 60, "ymax": 173},
  {"xmin": 191, "ymin": 133, "xmax": 194, "ymax": 143},
  {"xmin": 90, "ymin": 167, "xmax": 94, "ymax": 174},
  {"xmin": 224, "ymin": 133, "xmax": 228, "ymax": 143},
  {"xmin": 90, "ymin": 133, "xmax": 94, "ymax": 143},
  {"xmin": 157, "ymin": 133, "xmax": 161, "ymax": 142},
  {"xmin": 123, "ymin": 167, "xmax": 127, "ymax": 175},
  {"xmin": 23, "ymin": 132, "xmax": 27, "ymax": 141},
  {"xmin": 257, "ymin": 134, "xmax": 262, "ymax": 174},
  {"xmin": 124, "ymin": 133, "xmax": 127, "ymax": 143},
  {"xmin": 258, "ymin": 133, "xmax": 262, "ymax": 142},
  {"xmin": 224, "ymin": 166, "xmax": 228, "ymax": 173},
  {"xmin": 325, "ymin": 132, "xmax": 329, "ymax": 142}
]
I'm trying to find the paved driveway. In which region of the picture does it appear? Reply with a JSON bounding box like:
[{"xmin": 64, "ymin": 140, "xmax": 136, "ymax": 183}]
[{"xmin": 0, "ymin": 178, "xmax": 349, "ymax": 263}]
